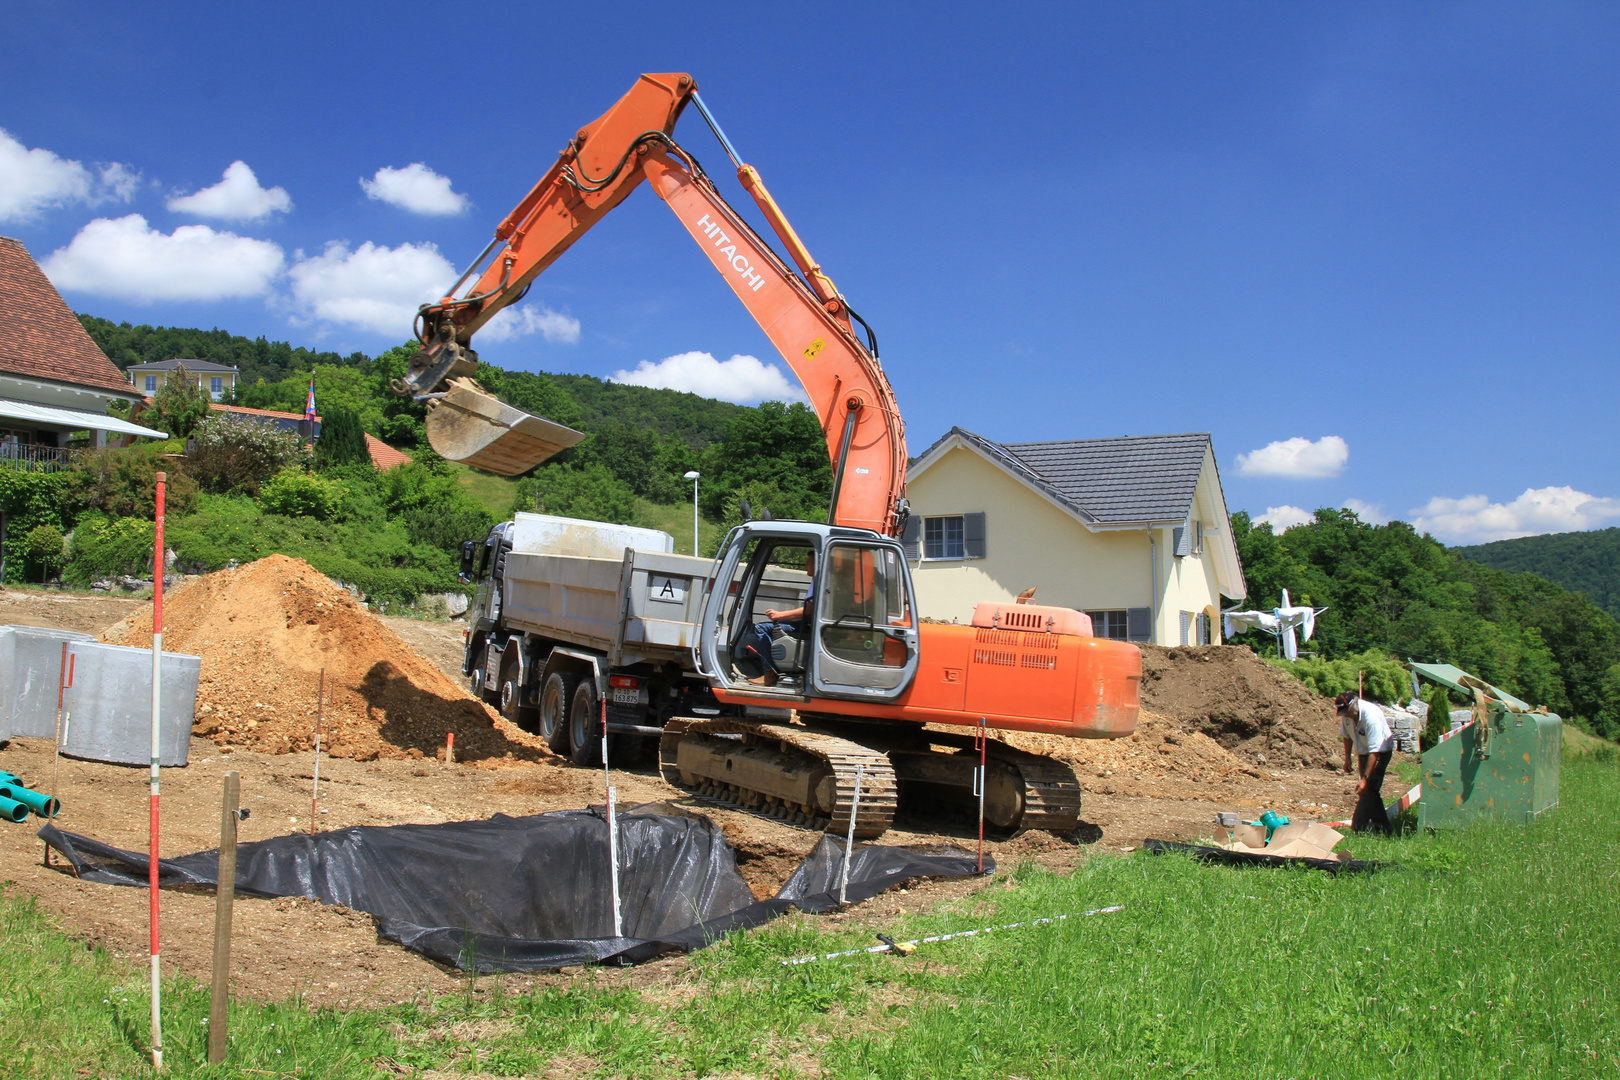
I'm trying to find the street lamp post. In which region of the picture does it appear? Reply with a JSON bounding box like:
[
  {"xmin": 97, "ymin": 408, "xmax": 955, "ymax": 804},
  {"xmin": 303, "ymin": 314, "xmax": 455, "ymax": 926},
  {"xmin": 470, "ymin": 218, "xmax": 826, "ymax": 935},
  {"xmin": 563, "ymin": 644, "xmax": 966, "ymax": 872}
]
[{"xmin": 683, "ymin": 471, "xmax": 701, "ymax": 556}]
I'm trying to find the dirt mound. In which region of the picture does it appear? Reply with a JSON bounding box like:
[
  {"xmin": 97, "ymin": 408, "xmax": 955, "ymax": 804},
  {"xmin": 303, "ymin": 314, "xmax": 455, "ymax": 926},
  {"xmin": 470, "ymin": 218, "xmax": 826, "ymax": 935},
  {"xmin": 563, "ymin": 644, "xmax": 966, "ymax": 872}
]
[
  {"xmin": 1137, "ymin": 644, "xmax": 1342, "ymax": 766},
  {"xmin": 102, "ymin": 555, "xmax": 549, "ymax": 765}
]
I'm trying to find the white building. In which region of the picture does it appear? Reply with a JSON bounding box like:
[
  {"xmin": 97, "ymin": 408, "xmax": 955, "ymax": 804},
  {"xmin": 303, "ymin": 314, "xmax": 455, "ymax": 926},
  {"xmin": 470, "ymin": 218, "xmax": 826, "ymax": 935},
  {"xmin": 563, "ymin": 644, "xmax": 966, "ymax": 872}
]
[{"xmin": 902, "ymin": 427, "xmax": 1246, "ymax": 645}]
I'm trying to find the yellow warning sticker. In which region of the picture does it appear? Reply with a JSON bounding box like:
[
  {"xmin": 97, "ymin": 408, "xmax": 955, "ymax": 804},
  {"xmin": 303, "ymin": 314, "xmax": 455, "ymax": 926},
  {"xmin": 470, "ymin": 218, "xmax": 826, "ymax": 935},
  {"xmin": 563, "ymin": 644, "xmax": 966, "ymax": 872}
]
[{"xmin": 802, "ymin": 337, "xmax": 826, "ymax": 360}]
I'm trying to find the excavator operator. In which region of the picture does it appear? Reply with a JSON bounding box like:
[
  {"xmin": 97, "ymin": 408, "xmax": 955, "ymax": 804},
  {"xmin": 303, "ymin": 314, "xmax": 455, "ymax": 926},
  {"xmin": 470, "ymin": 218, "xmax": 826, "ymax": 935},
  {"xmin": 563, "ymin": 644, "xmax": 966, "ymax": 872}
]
[{"xmin": 739, "ymin": 551, "xmax": 815, "ymax": 687}]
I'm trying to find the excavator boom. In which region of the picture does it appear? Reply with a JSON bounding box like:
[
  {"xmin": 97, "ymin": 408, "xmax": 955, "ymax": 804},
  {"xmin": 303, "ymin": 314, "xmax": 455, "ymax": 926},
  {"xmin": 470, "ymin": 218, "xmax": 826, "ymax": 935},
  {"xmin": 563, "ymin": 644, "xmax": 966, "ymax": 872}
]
[{"xmin": 403, "ymin": 74, "xmax": 906, "ymax": 535}]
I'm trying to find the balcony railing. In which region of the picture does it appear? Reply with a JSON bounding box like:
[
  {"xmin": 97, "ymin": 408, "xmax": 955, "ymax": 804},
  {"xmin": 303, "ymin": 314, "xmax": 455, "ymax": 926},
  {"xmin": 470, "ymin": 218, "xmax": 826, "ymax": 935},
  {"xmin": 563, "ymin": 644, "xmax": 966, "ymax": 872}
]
[{"xmin": 0, "ymin": 443, "xmax": 80, "ymax": 473}]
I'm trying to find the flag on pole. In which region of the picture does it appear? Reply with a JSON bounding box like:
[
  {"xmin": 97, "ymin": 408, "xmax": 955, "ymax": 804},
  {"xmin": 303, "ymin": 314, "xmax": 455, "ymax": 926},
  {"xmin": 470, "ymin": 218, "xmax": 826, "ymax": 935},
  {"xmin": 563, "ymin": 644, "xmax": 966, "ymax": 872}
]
[{"xmin": 304, "ymin": 374, "xmax": 317, "ymax": 422}]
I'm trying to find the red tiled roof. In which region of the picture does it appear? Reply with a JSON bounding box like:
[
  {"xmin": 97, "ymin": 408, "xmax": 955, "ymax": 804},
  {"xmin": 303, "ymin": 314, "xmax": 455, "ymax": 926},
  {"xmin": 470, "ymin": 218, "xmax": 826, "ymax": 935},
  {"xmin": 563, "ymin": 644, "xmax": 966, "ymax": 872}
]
[
  {"xmin": 0, "ymin": 236, "xmax": 139, "ymax": 396},
  {"xmin": 209, "ymin": 402, "xmax": 320, "ymax": 422},
  {"xmin": 365, "ymin": 432, "xmax": 412, "ymax": 471}
]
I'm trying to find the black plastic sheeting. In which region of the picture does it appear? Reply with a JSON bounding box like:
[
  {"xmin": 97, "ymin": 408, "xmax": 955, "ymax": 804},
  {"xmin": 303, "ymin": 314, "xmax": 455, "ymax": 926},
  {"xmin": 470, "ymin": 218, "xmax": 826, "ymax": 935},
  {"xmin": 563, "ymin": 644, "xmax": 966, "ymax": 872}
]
[
  {"xmin": 38, "ymin": 804, "xmax": 990, "ymax": 972},
  {"xmin": 1142, "ymin": 838, "xmax": 1381, "ymax": 874}
]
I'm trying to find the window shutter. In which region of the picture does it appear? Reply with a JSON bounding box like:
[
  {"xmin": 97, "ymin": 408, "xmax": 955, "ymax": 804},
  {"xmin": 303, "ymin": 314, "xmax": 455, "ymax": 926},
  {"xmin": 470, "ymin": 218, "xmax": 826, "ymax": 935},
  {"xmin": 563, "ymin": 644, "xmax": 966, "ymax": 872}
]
[
  {"xmin": 1179, "ymin": 610, "xmax": 1193, "ymax": 645},
  {"xmin": 1193, "ymin": 520, "xmax": 1203, "ymax": 555},
  {"xmin": 900, "ymin": 516, "xmax": 921, "ymax": 561},
  {"xmin": 963, "ymin": 512, "xmax": 986, "ymax": 558},
  {"xmin": 1126, "ymin": 607, "xmax": 1151, "ymax": 643},
  {"xmin": 1173, "ymin": 523, "xmax": 1192, "ymax": 558}
]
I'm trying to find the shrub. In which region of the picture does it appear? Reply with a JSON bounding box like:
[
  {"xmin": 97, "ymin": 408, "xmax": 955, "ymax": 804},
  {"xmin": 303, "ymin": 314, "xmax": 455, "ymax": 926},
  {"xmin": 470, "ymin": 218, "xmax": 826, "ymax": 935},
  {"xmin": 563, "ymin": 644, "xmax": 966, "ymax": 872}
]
[
  {"xmin": 61, "ymin": 445, "xmax": 198, "ymax": 519},
  {"xmin": 187, "ymin": 413, "xmax": 311, "ymax": 495},
  {"xmin": 64, "ymin": 514, "xmax": 155, "ymax": 584},
  {"xmin": 0, "ymin": 469, "xmax": 71, "ymax": 584},
  {"xmin": 313, "ymin": 404, "xmax": 371, "ymax": 469},
  {"xmin": 147, "ymin": 362, "xmax": 212, "ymax": 437},
  {"xmin": 1267, "ymin": 649, "xmax": 1415, "ymax": 705},
  {"xmin": 258, "ymin": 469, "xmax": 340, "ymax": 520}
]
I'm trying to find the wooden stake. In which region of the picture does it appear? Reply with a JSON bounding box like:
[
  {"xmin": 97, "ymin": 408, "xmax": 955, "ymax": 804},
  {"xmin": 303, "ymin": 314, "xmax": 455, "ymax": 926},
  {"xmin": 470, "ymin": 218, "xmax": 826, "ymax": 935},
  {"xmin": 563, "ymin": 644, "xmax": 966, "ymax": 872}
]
[
  {"xmin": 208, "ymin": 772, "xmax": 240, "ymax": 1065},
  {"xmin": 839, "ymin": 765, "xmax": 864, "ymax": 906},
  {"xmin": 445, "ymin": 731, "xmax": 455, "ymax": 766},
  {"xmin": 310, "ymin": 669, "xmax": 324, "ymax": 834}
]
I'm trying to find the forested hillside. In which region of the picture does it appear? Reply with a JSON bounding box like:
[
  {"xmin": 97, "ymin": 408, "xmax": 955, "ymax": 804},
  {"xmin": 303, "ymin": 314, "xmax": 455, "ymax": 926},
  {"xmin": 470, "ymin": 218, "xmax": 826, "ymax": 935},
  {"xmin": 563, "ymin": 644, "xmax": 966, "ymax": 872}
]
[
  {"xmin": 1233, "ymin": 509, "xmax": 1620, "ymax": 738},
  {"xmin": 1453, "ymin": 527, "xmax": 1620, "ymax": 622},
  {"xmin": 77, "ymin": 316, "xmax": 830, "ymax": 523}
]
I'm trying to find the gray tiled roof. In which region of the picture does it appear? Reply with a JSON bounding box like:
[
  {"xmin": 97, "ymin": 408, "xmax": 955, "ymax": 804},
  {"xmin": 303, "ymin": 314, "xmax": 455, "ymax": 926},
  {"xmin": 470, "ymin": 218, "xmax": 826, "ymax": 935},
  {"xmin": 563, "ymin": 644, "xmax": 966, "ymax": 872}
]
[
  {"xmin": 917, "ymin": 427, "xmax": 1211, "ymax": 526},
  {"xmin": 127, "ymin": 358, "xmax": 238, "ymax": 372}
]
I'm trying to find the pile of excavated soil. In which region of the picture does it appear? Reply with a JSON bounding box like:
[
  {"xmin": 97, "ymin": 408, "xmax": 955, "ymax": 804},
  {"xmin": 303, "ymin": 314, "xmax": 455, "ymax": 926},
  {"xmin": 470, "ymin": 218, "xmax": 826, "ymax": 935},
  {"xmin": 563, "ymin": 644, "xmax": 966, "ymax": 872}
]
[
  {"xmin": 1136, "ymin": 644, "xmax": 1343, "ymax": 768},
  {"xmin": 102, "ymin": 555, "xmax": 548, "ymax": 765}
]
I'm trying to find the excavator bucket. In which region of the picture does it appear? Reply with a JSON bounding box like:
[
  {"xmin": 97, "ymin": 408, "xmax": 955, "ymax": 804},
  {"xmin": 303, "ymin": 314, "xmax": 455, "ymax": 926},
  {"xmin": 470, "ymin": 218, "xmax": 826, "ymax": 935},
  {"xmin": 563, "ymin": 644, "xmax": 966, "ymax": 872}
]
[{"xmin": 424, "ymin": 377, "xmax": 586, "ymax": 476}]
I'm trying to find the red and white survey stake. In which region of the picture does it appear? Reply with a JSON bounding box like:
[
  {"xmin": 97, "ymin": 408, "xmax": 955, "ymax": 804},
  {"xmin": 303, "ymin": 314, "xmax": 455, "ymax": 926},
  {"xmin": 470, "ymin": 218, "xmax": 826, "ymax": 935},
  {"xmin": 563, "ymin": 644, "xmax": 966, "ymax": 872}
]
[{"xmin": 149, "ymin": 472, "xmax": 165, "ymax": 1070}]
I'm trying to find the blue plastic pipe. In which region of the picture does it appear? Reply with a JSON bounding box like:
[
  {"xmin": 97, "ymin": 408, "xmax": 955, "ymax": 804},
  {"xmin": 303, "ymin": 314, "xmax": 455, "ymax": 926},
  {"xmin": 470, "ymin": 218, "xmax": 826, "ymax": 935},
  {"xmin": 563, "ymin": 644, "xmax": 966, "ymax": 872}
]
[
  {"xmin": 0, "ymin": 795, "xmax": 29, "ymax": 823},
  {"xmin": 0, "ymin": 784, "xmax": 58, "ymax": 819}
]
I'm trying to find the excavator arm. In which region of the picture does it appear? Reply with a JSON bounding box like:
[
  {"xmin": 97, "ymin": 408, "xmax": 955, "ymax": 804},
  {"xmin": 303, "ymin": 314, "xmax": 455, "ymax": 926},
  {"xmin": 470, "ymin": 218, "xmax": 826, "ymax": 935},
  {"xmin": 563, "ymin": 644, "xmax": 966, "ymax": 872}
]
[{"xmin": 402, "ymin": 73, "xmax": 908, "ymax": 536}]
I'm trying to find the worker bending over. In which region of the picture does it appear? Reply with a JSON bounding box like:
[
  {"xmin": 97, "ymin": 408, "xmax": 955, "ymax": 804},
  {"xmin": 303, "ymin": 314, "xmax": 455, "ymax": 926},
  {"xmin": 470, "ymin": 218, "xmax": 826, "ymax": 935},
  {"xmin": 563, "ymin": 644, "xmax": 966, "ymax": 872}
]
[{"xmin": 1337, "ymin": 691, "xmax": 1395, "ymax": 834}]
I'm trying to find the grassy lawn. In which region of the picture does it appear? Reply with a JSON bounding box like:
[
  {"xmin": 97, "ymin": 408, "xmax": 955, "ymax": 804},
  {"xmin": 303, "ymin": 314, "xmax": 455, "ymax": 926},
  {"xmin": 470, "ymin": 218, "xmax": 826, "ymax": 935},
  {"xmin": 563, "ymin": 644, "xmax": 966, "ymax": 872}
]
[
  {"xmin": 4, "ymin": 756, "xmax": 1616, "ymax": 1078},
  {"xmin": 449, "ymin": 463, "xmax": 524, "ymax": 520}
]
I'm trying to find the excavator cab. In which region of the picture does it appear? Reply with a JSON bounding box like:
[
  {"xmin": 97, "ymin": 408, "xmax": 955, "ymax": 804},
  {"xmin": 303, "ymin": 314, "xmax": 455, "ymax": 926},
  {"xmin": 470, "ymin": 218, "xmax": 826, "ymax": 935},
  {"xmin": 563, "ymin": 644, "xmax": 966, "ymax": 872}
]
[{"xmin": 696, "ymin": 521, "xmax": 920, "ymax": 703}]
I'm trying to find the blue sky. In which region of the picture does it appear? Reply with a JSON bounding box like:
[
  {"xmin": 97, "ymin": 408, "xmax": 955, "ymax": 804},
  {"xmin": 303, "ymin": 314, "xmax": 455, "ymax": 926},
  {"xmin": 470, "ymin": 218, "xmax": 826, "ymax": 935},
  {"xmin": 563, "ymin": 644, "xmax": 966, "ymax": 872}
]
[{"xmin": 4, "ymin": 2, "xmax": 1616, "ymax": 544}]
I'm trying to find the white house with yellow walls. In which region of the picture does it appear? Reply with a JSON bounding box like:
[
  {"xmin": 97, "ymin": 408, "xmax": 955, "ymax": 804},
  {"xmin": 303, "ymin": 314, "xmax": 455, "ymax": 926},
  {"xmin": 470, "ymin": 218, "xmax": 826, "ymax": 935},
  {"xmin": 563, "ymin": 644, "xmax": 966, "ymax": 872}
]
[{"xmin": 901, "ymin": 428, "xmax": 1245, "ymax": 645}]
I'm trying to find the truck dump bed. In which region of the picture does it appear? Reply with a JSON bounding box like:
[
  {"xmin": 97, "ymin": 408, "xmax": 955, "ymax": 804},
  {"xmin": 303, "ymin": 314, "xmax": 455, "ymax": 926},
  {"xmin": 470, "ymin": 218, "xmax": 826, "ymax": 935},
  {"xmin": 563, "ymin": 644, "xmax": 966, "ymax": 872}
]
[{"xmin": 501, "ymin": 547, "xmax": 714, "ymax": 666}]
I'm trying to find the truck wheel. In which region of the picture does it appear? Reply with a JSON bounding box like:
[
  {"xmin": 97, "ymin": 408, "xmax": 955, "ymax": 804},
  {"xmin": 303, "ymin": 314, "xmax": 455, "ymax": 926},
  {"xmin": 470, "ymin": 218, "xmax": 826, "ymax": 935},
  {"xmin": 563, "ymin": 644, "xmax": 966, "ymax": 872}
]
[
  {"xmin": 568, "ymin": 681, "xmax": 602, "ymax": 767},
  {"xmin": 538, "ymin": 671, "xmax": 576, "ymax": 753},
  {"xmin": 497, "ymin": 650, "xmax": 537, "ymax": 733},
  {"xmin": 469, "ymin": 645, "xmax": 495, "ymax": 704}
]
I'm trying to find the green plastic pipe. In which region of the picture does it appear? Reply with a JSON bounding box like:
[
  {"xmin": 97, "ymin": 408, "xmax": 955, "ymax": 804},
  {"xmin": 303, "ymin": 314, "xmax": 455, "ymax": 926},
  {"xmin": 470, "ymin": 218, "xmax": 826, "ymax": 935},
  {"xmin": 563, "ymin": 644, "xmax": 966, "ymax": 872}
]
[
  {"xmin": 0, "ymin": 796, "xmax": 29, "ymax": 823},
  {"xmin": 0, "ymin": 771, "xmax": 24, "ymax": 786},
  {"xmin": 0, "ymin": 785, "xmax": 58, "ymax": 819}
]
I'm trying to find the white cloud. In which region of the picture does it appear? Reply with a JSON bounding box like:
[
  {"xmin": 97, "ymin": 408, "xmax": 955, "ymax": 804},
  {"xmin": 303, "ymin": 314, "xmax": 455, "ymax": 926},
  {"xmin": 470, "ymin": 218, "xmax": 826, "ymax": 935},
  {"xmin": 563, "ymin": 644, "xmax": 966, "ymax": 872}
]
[
  {"xmin": 1412, "ymin": 486, "xmax": 1620, "ymax": 544},
  {"xmin": 1341, "ymin": 498, "xmax": 1388, "ymax": 525},
  {"xmin": 167, "ymin": 161, "xmax": 291, "ymax": 221},
  {"xmin": 286, "ymin": 240, "xmax": 455, "ymax": 336},
  {"xmin": 42, "ymin": 214, "xmax": 284, "ymax": 302},
  {"xmin": 1255, "ymin": 505, "xmax": 1313, "ymax": 531},
  {"xmin": 1236, "ymin": 435, "xmax": 1349, "ymax": 479},
  {"xmin": 0, "ymin": 129, "xmax": 137, "ymax": 222},
  {"xmin": 481, "ymin": 304, "xmax": 581, "ymax": 344},
  {"xmin": 610, "ymin": 351, "xmax": 805, "ymax": 405},
  {"xmin": 360, "ymin": 163, "xmax": 468, "ymax": 216}
]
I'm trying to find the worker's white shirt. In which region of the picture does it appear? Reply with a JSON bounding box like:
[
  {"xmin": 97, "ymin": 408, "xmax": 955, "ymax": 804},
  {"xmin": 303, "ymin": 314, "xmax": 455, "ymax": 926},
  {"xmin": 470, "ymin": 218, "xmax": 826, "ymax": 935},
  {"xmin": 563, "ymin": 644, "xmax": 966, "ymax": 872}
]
[{"xmin": 1340, "ymin": 699, "xmax": 1394, "ymax": 755}]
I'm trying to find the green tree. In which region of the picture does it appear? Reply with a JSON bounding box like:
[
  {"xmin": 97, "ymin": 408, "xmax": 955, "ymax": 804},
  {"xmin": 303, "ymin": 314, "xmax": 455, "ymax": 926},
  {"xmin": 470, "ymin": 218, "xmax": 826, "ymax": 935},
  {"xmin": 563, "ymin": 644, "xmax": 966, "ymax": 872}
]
[
  {"xmin": 62, "ymin": 446, "xmax": 199, "ymax": 519},
  {"xmin": 1421, "ymin": 684, "xmax": 1453, "ymax": 752},
  {"xmin": 147, "ymin": 363, "xmax": 211, "ymax": 437},
  {"xmin": 512, "ymin": 464, "xmax": 636, "ymax": 524},
  {"xmin": 19, "ymin": 524, "xmax": 66, "ymax": 582},
  {"xmin": 700, "ymin": 401, "xmax": 831, "ymax": 521},
  {"xmin": 314, "ymin": 404, "xmax": 371, "ymax": 469}
]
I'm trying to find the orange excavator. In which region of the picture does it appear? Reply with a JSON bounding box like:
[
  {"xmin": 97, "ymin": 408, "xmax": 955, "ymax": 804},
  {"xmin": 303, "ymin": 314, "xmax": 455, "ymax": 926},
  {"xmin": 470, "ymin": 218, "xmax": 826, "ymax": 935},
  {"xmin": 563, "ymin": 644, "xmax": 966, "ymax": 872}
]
[{"xmin": 402, "ymin": 74, "xmax": 1140, "ymax": 836}]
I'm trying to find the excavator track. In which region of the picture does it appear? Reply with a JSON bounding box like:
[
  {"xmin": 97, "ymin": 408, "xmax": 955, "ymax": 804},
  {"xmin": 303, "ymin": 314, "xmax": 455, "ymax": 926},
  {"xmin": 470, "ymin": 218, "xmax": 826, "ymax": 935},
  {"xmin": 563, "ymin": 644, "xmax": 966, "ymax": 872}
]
[
  {"xmin": 658, "ymin": 717, "xmax": 1082, "ymax": 838},
  {"xmin": 659, "ymin": 716, "xmax": 898, "ymax": 838},
  {"xmin": 981, "ymin": 740, "xmax": 1082, "ymax": 833}
]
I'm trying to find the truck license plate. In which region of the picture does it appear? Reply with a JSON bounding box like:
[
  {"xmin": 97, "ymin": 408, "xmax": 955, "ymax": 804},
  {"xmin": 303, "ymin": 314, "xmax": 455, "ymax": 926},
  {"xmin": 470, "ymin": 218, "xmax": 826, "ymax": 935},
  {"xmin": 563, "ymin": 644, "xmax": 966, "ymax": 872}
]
[{"xmin": 612, "ymin": 688, "xmax": 638, "ymax": 704}]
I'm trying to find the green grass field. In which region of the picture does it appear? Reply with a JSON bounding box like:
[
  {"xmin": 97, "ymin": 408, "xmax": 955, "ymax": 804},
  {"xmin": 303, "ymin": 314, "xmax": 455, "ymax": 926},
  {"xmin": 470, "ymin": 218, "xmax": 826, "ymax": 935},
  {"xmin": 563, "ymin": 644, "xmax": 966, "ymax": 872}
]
[{"xmin": 4, "ymin": 755, "xmax": 1617, "ymax": 1078}]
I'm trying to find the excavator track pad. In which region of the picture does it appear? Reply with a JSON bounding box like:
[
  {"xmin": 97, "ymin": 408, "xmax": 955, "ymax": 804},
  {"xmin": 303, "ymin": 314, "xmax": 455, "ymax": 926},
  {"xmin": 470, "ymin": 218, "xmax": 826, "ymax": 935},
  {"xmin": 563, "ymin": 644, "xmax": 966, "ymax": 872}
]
[
  {"xmin": 424, "ymin": 377, "xmax": 586, "ymax": 476},
  {"xmin": 660, "ymin": 717, "xmax": 898, "ymax": 838},
  {"xmin": 658, "ymin": 717, "xmax": 1082, "ymax": 839}
]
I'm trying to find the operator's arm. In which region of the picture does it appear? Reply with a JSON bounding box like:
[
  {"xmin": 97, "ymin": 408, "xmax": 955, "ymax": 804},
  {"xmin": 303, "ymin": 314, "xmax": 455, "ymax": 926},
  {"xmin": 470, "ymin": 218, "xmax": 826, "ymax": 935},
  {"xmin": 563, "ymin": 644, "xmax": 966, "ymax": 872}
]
[
  {"xmin": 1342, "ymin": 737, "xmax": 1354, "ymax": 775},
  {"xmin": 765, "ymin": 605, "xmax": 805, "ymax": 622}
]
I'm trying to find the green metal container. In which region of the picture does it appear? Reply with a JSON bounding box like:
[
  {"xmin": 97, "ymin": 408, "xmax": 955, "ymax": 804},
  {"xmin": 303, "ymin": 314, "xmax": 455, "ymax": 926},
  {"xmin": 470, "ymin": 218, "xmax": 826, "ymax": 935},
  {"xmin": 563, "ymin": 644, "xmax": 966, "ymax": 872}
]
[{"xmin": 1412, "ymin": 663, "xmax": 1561, "ymax": 829}]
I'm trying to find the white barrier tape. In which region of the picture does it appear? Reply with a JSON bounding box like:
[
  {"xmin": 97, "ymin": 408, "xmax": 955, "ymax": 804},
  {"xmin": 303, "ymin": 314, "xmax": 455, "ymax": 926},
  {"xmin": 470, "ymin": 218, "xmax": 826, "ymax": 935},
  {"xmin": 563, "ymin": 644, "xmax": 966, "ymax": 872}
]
[{"xmin": 780, "ymin": 904, "xmax": 1124, "ymax": 966}]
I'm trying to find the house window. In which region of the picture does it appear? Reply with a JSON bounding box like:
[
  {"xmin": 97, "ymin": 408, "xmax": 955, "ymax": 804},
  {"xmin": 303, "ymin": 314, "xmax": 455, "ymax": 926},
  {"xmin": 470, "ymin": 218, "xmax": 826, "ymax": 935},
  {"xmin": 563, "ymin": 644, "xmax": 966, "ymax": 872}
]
[
  {"xmin": 1086, "ymin": 610, "xmax": 1130, "ymax": 640},
  {"xmin": 210, "ymin": 376, "xmax": 223, "ymax": 396},
  {"xmin": 924, "ymin": 516, "xmax": 964, "ymax": 560},
  {"xmin": 144, "ymin": 375, "xmax": 157, "ymax": 392}
]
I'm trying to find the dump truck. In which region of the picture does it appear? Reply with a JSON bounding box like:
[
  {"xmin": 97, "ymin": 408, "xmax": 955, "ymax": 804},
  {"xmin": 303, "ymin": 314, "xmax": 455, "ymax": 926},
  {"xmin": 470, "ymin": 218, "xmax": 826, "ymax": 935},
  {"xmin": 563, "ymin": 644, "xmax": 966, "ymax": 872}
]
[
  {"xmin": 462, "ymin": 510, "xmax": 806, "ymax": 768},
  {"xmin": 417, "ymin": 74, "xmax": 1143, "ymax": 838}
]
